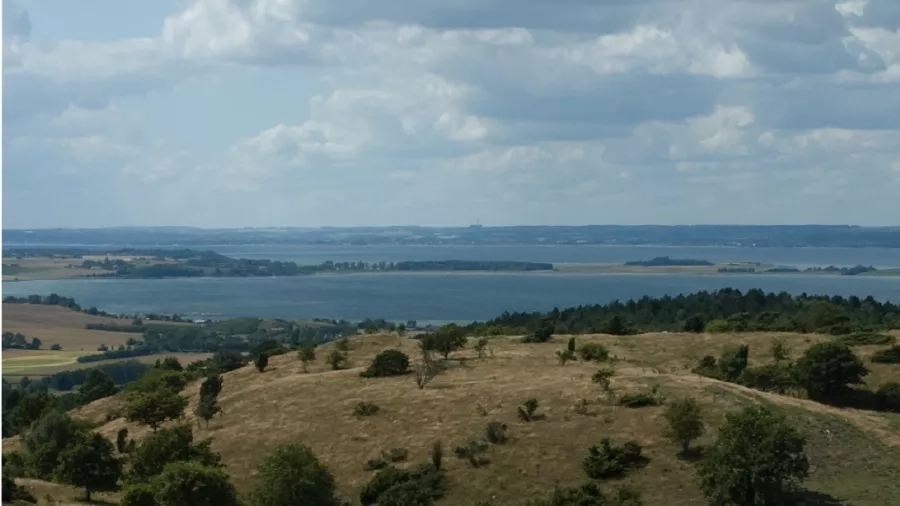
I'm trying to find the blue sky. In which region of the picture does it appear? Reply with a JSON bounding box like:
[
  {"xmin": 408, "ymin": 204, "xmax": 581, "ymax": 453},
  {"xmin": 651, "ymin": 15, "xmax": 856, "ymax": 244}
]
[{"xmin": 3, "ymin": 0, "xmax": 900, "ymax": 228}]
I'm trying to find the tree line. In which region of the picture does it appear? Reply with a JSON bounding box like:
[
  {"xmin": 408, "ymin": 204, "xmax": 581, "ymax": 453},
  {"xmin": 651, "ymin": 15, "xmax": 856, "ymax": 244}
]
[{"xmin": 468, "ymin": 288, "xmax": 900, "ymax": 336}]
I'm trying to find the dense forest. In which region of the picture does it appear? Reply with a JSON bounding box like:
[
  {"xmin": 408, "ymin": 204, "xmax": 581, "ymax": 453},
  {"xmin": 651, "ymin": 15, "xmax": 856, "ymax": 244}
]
[{"xmin": 468, "ymin": 289, "xmax": 900, "ymax": 336}]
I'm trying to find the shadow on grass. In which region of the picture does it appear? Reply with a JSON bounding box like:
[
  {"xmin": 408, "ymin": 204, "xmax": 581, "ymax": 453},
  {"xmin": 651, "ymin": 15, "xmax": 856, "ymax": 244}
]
[
  {"xmin": 790, "ymin": 489, "xmax": 847, "ymax": 506},
  {"xmin": 817, "ymin": 388, "xmax": 898, "ymax": 413}
]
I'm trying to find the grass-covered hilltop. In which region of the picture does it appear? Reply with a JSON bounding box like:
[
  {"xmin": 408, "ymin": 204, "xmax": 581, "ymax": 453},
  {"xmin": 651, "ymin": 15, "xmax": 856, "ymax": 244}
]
[{"xmin": 2, "ymin": 289, "xmax": 900, "ymax": 505}]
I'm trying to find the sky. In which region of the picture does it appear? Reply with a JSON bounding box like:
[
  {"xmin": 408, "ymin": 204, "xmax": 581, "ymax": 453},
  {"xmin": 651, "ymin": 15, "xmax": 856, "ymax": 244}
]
[{"xmin": 2, "ymin": 0, "xmax": 900, "ymax": 228}]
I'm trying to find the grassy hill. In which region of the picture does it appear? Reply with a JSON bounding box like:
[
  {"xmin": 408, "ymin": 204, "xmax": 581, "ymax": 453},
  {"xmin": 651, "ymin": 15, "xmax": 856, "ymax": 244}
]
[{"xmin": 17, "ymin": 330, "xmax": 892, "ymax": 506}]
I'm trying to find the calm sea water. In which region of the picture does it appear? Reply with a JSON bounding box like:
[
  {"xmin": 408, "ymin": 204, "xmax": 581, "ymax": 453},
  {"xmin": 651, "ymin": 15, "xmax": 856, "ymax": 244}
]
[
  {"xmin": 5, "ymin": 243, "xmax": 899, "ymax": 268},
  {"xmin": 4, "ymin": 273, "xmax": 900, "ymax": 324}
]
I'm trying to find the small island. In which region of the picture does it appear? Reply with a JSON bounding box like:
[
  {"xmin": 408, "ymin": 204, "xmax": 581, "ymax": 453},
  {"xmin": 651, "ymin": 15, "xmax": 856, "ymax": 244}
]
[
  {"xmin": 624, "ymin": 256, "xmax": 714, "ymax": 267},
  {"xmin": 2, "ymin": 248, "xmax": 554, "ymax": 281}
]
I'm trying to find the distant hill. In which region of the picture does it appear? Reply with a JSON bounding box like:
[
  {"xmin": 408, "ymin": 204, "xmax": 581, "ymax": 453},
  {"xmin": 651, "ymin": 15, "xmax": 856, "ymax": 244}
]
[{"xmin": 5, "ymin": 224, "xmax": 900, "ymax": 248}]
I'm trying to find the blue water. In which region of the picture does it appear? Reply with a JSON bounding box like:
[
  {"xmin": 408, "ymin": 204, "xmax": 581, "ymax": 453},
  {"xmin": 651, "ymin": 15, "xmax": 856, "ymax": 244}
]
[
  {"xmin": 6, "ymin": 244, "xmax": 899, "ymax": 268},
  {"xmin": 4, "ymin": 273, "xmax": 899, "ymax": 324}
]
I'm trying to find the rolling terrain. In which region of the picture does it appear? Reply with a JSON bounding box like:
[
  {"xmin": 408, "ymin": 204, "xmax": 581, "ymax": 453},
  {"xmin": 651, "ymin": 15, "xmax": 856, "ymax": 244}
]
[{"xmin": 17, "ymin": 330, "xmax": 898, "ymax": 505}]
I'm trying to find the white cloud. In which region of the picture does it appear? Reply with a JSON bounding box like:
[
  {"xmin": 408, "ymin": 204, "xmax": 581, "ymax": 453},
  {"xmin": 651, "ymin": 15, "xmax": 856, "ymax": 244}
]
[{"xmin": 3, "ymin": 0, "xmax": 900, "ymax": 226}]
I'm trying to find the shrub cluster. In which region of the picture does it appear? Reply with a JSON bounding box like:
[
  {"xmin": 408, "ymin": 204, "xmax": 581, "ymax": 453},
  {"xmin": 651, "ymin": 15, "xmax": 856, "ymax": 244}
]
[
  {"xmin": 354, "ymin": 402, "xmax": 381, "ymax": 417},
  {"xmin": 361, "ymin": 349, "xmax": 410, "ymax": 378},
  {"xmin": 582, "ymin": 439, "xmax": 646, "ymax": 480}
]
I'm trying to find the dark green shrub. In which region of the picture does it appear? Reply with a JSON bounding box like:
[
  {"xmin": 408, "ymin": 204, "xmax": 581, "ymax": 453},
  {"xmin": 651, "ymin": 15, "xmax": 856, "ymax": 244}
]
[
  {"xmin": 618, "ymin": 388, "xmax": 662, "ymax": 408},
  {"xmin": 737, "ymin": 364, "xmax": 797, "ymax": 394},
  {"xmin": 431, "ymin": 441, "xmax": 443, "ymax": 471},
  {"xmin": 793, "ymin": 342, "xmax": 868, "ymax": 400},
  {"xmin": 360, "ymin": 465, "xmax": 445, "ymax": 506},
  {"xmin": 517, "ymin": 398, "xmax": 540, "ymax": 421},
  {"xmin": 364, "ymin": 458, "xmax": 388, "ymax": 471},
  {"xmin": 3, "ymin": 472, "xmax": 36, "ymax": 503},
  {"xmin": 683, "ymin": 315, "xmax": 705, "ymax": 333},
  {"xmin": 556, "ymin": 349, "xmax": 576, "ymax": 365},
  {"xmin": 354, "ymin": 402, "xmax": 380, "ymax": 417},
  {"xmin": 698, "ymin": 406, "xmax": 808, "ymax": 506},
  {"xmin": 601, "ymin": 315, "xmax": 631, "ymax": 336},
  {"xmin": 454, "ymin": 440, "xmax": 490, "ymax": 468},
  {"xmin": 361, "ymin": 349, "xmax": 410, "ymax": 378},
  {"xmin": 693, "ymin": 355, "xmax": 719, "ymax": 378},
  {"xmin": 528, "ymin": 483, "xmax": 643, "ymax": 506},
  {"xmin": 116, "ymin": 428, "xmax": 130, "ymax": 453},
  {"xmin": 871, "ymin": 346, "xmax": 900, "ymax": 364},
  {"xmin": 567, "ymin": 337, "xmax": 576, "ymax": 353},
  {"xmin": 327, "ymin": 350, "xmax": 348, "ymax": 371},
  {"xmin": 485, "ymin": 422, "xmax": 508, "ymax": 444},
  {"xmin": 876, "ymin": 382, "xmax": 900, "ymax": 413},
  {"xmin": 834, "ymin": 332, "xmax": 895, "ymax": 346},
  {"xmin": 582, "ymin": 439, "xmax": 646, "ymax": 479},
  {"xmin": 522, "ymin": 319, "xmax": 554, "ymax": 343},
  {"xmin": 591, "ymin": 368, "xmax": 615, "ymax": 390},
  {"xmin": 254, "ymin": 353, "xmax": 269, "ymax": 373},
  {"xmin": 335, "ymin": 338, "xmax": 350, "ymax": 351},
  {"xmin": 662, "ymin": 398, "xmax": 704, "ymax": 454},
  {"xmin": 579, "ymin": 343, "xmax": 610, "ymax": 362},
  {"xmin": 249, "ymin": 443, "xmax": 338, "ymax": 506},
  {"xmin": 121, "ymin": 483, "xmax": 158, "ymax": 506},
  {"xmin": 718, "ymin": 345, "xmax": 749, "ymax": 382}
]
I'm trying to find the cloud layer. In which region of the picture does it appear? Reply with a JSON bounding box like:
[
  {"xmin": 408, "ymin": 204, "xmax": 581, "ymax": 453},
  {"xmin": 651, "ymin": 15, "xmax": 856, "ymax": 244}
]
[{"xmin": 4, "ymin": 0, "xmax": 900, "ymax": 227}]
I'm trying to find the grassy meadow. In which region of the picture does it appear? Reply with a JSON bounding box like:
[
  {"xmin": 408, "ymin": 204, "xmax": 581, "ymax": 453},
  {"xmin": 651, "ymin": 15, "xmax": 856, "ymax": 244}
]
[{"xmin": 13, "ymin": 330, "xmax": 894, "ymax": 506}]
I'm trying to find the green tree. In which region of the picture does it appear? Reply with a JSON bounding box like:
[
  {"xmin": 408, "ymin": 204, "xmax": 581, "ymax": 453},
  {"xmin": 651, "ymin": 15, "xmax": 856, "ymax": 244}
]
[
  {"xmin": 602, "ymin": 315, "xmax": 629, "ymax": 336},
  {"xmin": 698, "ymin": 406, "xmax": 808, "ymax": 506},
  {"xmin": 127, "ymin": 425, "xmax": 221, "ymax": 483},
  {"xmin": 770, "ymin": 338, "xmax": 788, "ymax": 363},
  {"xmin": 526, "ymin": 318, "xmax": 554, "ymax": 343},
  {"xmin": 154, "ymin": 461, "xmax": 239, "ymax": 506},
  {"xmin": 397, "ymin": 323, "xmax": 407, "ymax": 336},
  {"xmin": 255, "ymin": 353, "xmax": 269, "ymax": 373},
  {"xmin": 567, "ymin": 337, "xmax": 576, "ymax": 353},
  {"xmin": 718, "ymin": 345, "xmax": 750, "ymax": 382},
  {"xmin": 117, "ymin": 428, "xmax": 130, "ymax": 454},
  {"xmin": 250, "ymin": 443, "xmax": 338, "ymax": 506},
  {"xmin": 326, "ymin": 350, "xmax": 348, "ymax": 370},
  {"xmin": 195, "ymin": 395, "xmax": 220, "ymax": 428},
  {"xmin": 793, "ymin": 342, "xmax": 868, "ymax": 400},
  {"xmin": 125, "ymin": 389, "xmax": 188, "ymax": 432},
  {"xmin": 121, "ymin": 483, "xmax": 158, "ymax": 506},
  {"xmin": 199, "ymin": 375, "xmax": 223, "ymax": 400},
  {"xmin": 422, "ymin": 324, "xmax": 466, "ymax": 359},
  {"xmin": 683, "ymin": 315, "xmax": 705, "ymax": 333},
  {"xmin": 157, "ymin": 357, "xmax": 184, "ymax": 372},
  {"xmin": 474, "ymin": 338, "xmax": 489, "ymax": 359},
  {"xmin": 297, "ymin": 345, "xmax": 316, "ymax": 373},
  {"xmin": 23, "ymin": 410, "xmax": 85, "ymax": 478},
  {"xmin": 54, "ymin": 431, "xmax": 122, "ymax": 502},
  {"xmin": 591, "ymin": 368, "xmax": 615, "ymax": 391},
  {"xmin": 662, "ymin": 397, "xmax": 704, "ymax": 454},
  {"xmin": 361, "ymin": 349, "xmax": 410, "ymax": 378},
  {"xmin": 77, "ymin": 369, "xmax": 118, "ymax": 405}
]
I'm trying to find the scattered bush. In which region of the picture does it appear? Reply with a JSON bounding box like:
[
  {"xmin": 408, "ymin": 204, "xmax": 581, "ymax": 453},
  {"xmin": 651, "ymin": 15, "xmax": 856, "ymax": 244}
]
[
  {"xmin": 579, "ymin": 343, "xmax": 610, "ymax": 362},
  {"xmin": 326, "ymin": 350, "xmax": 348, "ymax": 371},
  {"xmin": 692, "ymin": 355, "xmax": 719, "ymax": 378},
  {"xmin": 414, "ymin": 350, "xmax": 442, "ymax": 389},
  {"xmin": 770, "ymin": 337, "xmax": 789, "ymax": 363},
  {"xmin": 249, "ymin": 443, "xmax": 338, "ymax": 506},
  {"xmin": 116, "ymin": 428, "xmax": 130, "ymax": 454},
  {"xmin": 618, "ymin": 387, "xmax": 663, "ymax": 408},
  {"xmin": 529, "ymin": 483, "xmax": 643, "ymax": 506},
  {"xmin": 522, "ymin": 319, "xmax": 554, "ymax": 343},
  {"xmin": 431, "ymin": 441, "xmax": 443, "ymax": 471},
  {"xmin": 454, "ymin": 440, "xmax": 490, "ymax": 468},
  {"xmin": 485, "ymin": 421, "xmax": 509, "ymax": 444},
  {"xmin": 474, "ymin": 338, "xmax": 489, "ymax": 359},
  {"xmin": 582, "ymin": 439, "xmax": 646, "ymax": 480},
  {"xmin": 737, "ymin": 364, "xmax": 796, "ymax": 394},
  {"xmin": 297, "ymin": 345, "xmax": 316, "ymax": 372},
  {"xmin": 684, "ymin": 315, "xmax": 705, "ymax": 333},
  {"xmin": 556, "ymin": 349, "xmax": 576, "ymax": 365},
  {"xmin": 254, "ymin": 353, "xmax": 269, "ymax": 373},
  {"xmin": 335, "ymin": 338, "xmax": 351, "ymax": 351},
  {"xmin": 155, "ymin": 461, "xmax": 239, "ymax": 506},
  {"xmin": 591, "ymin": 368, "xmax": 615, "ymax": 391},
  {"xmin": 517, "ymin": 398, "xmax": 540, "ymax": 421},
  {"xmin": 421, "ymin": 324, "xmax": 467, "ymax": 359},
  {"xmin": 834, "ymin": 332, "xmax": 895, "ymax": 346},
  {"xmin": 361, "ymin": 349, "xmax": 411, "ymax": 378},
  {"xmin": 718, "ymin": 345, "xmax": 749, "ymax": 382},
  {"xmin": 354, "ymin": 402, "xmax": 380, "ymax": 417},
  {"xmin": 662, "ymin": 397, "xmax": 704, "ymax": 454},
  {"xmin": 871, "ymin": 345, "xmax": 900, "ymax": 364}
]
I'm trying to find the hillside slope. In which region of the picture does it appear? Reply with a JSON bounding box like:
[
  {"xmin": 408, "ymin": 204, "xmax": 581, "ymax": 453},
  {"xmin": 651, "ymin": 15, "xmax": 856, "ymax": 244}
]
[{"xmin": 65, "ymin": 332, "xmax": 900, "ymax": 505}]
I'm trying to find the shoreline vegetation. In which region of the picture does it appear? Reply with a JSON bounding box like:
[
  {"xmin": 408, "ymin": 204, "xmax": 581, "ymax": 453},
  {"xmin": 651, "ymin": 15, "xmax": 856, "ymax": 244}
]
[{"xmin": 3, "ymin": 250, "xmax": 900, "ymax": 282}]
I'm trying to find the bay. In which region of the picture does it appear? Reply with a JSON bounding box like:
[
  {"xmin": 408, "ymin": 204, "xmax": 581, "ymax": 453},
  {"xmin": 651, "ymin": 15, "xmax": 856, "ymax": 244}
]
[{"xmin": 4, "ymin": 272, "xmax": 900, "ymax": 324}]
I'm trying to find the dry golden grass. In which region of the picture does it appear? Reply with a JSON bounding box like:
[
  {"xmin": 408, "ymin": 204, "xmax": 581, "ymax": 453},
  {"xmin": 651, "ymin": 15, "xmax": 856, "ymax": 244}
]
[
  {"xmin": 2, "ymin": 304, "xmax": 142, "ymax": 351},
  {"xmin": 50, "ymin": 331, "xmax": 899, "ymax": 506}
]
